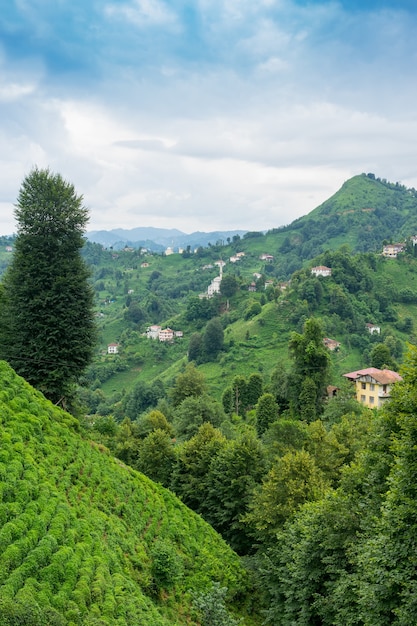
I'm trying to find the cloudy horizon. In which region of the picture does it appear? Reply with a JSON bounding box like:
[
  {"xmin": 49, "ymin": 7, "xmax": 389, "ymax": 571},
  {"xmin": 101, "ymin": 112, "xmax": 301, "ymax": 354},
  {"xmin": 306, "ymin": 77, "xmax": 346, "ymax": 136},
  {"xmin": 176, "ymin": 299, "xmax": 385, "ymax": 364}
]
[{"xmin": 1, "ymin": 0, "xmax": 417, "ymax": 235}]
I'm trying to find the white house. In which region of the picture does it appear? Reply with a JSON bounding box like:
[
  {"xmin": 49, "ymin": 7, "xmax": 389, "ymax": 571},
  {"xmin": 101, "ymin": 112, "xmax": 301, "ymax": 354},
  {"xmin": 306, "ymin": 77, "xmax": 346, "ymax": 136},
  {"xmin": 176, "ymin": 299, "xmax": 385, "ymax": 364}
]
[
  {"xmin": 207, "ymin": 276, "xmax": 222, "ymax": 297},
  {"xmin": 311, "ymin": 265, "xmax": 332, "ymax": 277},
  {"xmin": 107, "ymin": 343, "xmax": 119, "ymax": 354},
  {"xmin": 366, "ymin": 323, "xmax": 381, "ymax": 335},
  {"xmin": 146, "ymin": 325, "xmax": 162, "ymax": 339}
]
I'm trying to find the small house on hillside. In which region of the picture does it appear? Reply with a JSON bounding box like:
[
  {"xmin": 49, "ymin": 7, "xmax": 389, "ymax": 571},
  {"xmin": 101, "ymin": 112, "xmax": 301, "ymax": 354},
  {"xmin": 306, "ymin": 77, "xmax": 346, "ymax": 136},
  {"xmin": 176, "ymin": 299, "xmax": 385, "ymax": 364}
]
[
  {"xmin": 146, "ymin": 325, "xmax": 162, "ymax": 339},
  {"xmin": 343, "ymin": 367, "xmax": 402, "ymax": 408},
  {"xmin": 107, "ymin": 343, "xmax": 119, "ymax": 354},
  {"xmin": 159, "ymin": 328, "xmax": 174, "ymax": 342},
  {"xmin": 323, "ymin": 337, "xmax": 341, "ymax": 351},
  {"xmin": 311, "ymin": 265, "xmax": 332, "ymax": 277},
  {"xmin": 382, "ymin": 243, "xmax": 405, "ymax": 258},
  {"xmin": 366, "ymin": 323, "xmax": 381, "ymax": 335}
]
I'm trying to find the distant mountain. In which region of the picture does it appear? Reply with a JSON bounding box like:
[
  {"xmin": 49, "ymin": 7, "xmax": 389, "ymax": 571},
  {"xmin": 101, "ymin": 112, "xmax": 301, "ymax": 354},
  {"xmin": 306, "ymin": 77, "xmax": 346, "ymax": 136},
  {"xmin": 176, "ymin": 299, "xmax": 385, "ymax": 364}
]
[{"xmin": 87, "ymin": 227, "xmax": 248, "ymax": 251}]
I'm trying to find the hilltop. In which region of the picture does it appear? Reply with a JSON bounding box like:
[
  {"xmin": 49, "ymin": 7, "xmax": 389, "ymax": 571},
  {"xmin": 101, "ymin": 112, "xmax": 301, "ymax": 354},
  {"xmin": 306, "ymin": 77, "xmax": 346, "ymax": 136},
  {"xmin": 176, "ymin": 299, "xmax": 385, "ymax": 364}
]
[{"xmin": 0, "ymin": 362, "xmax": 256, "ymax": 625}]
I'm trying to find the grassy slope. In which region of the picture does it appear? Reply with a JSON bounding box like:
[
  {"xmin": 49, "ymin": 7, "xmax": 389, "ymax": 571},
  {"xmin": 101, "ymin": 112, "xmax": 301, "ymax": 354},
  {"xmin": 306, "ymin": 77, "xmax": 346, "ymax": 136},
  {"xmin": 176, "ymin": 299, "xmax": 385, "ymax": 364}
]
[
  {"xmin": 0, "ymin": 362, "xmax": 255, "ymax": 625},
  {"xmin": 93, "ymin": 251, "xmax": 417, "ymax": 402}
]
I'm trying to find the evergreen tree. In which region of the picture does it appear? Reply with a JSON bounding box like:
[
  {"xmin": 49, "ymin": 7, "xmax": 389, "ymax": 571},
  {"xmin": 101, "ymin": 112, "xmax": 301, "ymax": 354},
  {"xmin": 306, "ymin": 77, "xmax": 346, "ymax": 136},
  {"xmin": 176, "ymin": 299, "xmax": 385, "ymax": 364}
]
[
  {"xmin": 203, "ymin": 317, "xmax": 224, "ymax": 361},
  {"xmin": 170, "ymin": 362, "xmax": 206, "ymax": 407},
  {"xmin": 256, "ymin": 393, "xmax": 279, "ymax": 436},
  {"xmin": 0, "ymin": 168, "xmax": 96, "ymax": 407},
  {"xmin": 288, "ymin": 318, "xmax": 330, "ymax": 417},
  {"xmin": 246, "ymin": 373, "xmax": 264, "ymax": 408}
]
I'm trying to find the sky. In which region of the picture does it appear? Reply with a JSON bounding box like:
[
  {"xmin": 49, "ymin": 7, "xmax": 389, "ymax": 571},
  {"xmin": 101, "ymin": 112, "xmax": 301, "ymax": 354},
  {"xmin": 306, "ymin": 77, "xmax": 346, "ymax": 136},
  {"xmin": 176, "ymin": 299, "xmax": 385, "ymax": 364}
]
[{"xmin": 1, "ymin": 0, "xmax": 417, "ymax": 235}]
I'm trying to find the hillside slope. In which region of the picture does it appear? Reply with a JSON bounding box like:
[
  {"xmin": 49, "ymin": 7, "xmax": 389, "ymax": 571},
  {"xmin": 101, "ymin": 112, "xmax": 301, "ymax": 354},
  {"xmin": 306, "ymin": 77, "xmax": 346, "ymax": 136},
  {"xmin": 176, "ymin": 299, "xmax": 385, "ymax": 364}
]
[
  {"xmin": 0, "ymin": 362, "xmax": 253, "ymax": 625},
  {"xmin": 276, "ymin": 173, "xmax": 417, "ymax": 260}
]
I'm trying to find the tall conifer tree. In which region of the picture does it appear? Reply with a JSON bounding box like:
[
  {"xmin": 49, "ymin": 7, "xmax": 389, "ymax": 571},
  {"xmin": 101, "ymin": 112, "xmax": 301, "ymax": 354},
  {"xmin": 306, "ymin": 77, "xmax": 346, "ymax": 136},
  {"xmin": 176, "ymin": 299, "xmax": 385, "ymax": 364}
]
[{"xmin": 0, "ymin": 168, "xmax": 96, "ymax": 407}]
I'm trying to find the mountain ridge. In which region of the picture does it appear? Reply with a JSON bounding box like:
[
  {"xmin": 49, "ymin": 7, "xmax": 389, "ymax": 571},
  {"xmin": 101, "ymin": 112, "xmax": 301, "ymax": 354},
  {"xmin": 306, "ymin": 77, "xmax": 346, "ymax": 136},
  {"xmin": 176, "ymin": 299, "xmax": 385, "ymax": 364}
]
[{"xmin": 87, "ymin": 227, "xmax": 248, "ymax": 252}]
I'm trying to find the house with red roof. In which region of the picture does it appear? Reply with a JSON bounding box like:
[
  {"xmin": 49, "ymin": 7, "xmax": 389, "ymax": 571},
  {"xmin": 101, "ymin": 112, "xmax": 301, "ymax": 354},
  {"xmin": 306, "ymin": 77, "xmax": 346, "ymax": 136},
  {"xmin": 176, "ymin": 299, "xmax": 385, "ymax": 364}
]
[{"xmin": 343, "ymin": 367, "xmax": 402, "ymax": 408}]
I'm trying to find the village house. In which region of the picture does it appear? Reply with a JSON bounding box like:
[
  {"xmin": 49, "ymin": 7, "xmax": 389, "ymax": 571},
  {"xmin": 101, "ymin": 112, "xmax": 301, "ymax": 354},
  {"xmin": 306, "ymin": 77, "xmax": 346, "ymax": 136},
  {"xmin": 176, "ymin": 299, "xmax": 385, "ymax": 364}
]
[
  {"xmin": 323, "ymin": 337, "xmax": 341, "ymax": 351},
  {"xmin": 146, "ymin": 325, "xmax": 162, "ymax": 339},
  {"xmin": 146, "ymin": 325, "xmax": 182, "ymax": 341},
  {"xmin": 343, "ymin": 367, "xmax": 402, "ymax": 408},
  {"xmin": 107, "ymin": 343, "xmax": 119, "ymax": 354},
  {"xmin": 382, "ymin": 243, "xmax": 405, "ymax": 258},
  {"xmin": 230, "ymin": 252, "xmax": 245, "ymax": 263},
  {"xmin": 259, "ymin": 253, "xmax": 274, "ymax": 262},
  {"xmin": 311, "ymin": 265, "xmax": 332, "ymax": 277},
  {"xmin": 366, "ymin": 323, "xmax": 381, "ymax": 335},
  {"xmin": 159, "ymin": 328, "xmax": 174, "ymax": 342},
  {"xmin": 248, "ymin": 282, "xmax": 257, "ymax": 292}
]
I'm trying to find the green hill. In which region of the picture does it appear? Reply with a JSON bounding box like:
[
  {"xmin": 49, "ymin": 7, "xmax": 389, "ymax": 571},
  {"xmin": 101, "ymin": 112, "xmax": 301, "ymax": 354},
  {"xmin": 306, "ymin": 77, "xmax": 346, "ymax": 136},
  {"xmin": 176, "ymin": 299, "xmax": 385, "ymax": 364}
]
[{"xmin": 0, "ymin": 362, "xmax": 256, "ymax": 625}]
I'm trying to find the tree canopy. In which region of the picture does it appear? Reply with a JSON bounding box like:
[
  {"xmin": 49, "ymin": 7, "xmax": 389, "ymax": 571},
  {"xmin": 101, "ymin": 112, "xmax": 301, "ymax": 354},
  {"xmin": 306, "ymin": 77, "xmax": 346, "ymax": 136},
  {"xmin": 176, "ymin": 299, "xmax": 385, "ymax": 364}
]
[{"xmin": 0, "ymin": 168, "xmax": 96, "ymax": 407}]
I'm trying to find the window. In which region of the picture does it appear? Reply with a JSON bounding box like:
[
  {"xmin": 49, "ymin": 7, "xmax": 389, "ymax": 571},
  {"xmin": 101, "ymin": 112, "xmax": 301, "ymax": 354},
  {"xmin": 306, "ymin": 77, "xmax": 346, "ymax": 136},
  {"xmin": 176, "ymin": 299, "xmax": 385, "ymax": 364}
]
[
  {"xmin": 369, "ymin": 396, "xmax": 375, "ymax": 404},
  {"xmin": 361, "ymin": 395, "xmax": 366, "ymax": 403},
  {"xmin": 361, "ymin": 382, "xmax": 366, "ymax": 390},
  {"xmin": 370, "ymin": 383, "xmax": 375, "ymax": 391}
]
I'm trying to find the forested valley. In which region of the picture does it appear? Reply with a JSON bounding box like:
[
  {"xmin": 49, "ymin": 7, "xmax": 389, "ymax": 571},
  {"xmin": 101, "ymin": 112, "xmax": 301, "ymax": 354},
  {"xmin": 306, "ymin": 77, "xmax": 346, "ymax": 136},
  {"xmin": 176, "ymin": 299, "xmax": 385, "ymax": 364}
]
[{"xmin": 2, "ymin": 170, "xmax": 417, "ymax": 623}]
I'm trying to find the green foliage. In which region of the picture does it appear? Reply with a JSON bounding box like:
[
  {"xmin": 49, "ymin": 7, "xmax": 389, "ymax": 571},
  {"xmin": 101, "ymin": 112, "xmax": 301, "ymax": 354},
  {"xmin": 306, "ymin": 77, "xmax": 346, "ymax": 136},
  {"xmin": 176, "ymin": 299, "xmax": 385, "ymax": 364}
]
[
  {"xmin": 0, "ymin": 362, "xmax": 252, "ymax": 626},
  {"xmin": 150, "ymin": 539, "xmax": 183, "ymax": 591},
  {"xmin": 255, "ymin": 394, "xmax": 279, "ymax": 436},
  {"xmin": 0, "ymin": 168, "xmax": 96, "ymax": 407},
  {"xmin": 173, "ymin": 395, "xmax": 226, "ymax": 441},
  {"xmin": 244, "ymin": 301, "xmax": 262, "ymax": 320},
  {"xmin": 170, "ymin": 363, "xmax": 207, "ymax": 407},
  {"xmin": 245, "ymin": 450, "xmax": 329, "ymax": 543},
  {"xmin": 188, "ymin": 332, "xmax": 203, "ymax": 363},
  {"xmin": 220, "ymin": 275, "xmax": 239, "ymax": 299},
  {"xmin": 193, "ymin": 582, "xmax": 242, "ymax": 626},
  {"xmin": 288, "ymin": 318, "xmax": 330, "ymax": 417},
  {"xmin": 202, "ymin": 431, "xmax": 266, "ymax": 554},
  {"xmin": 171, "ymin": 423, "xmax": 227, "ymax": 512},
  {"xmin": 136, "ymin": 429, "xmax": 175, "ymax": 486},
  {"xmin": 370, "ymin": 342, "xmax": 397, "ymax": 369},
  {"xmin": 203, "ymin": 318, "xmax": 224, "ymax": 361},
  {"xmin": 124, "ymin": 379, "xmax": 166, "ymax": 420}
]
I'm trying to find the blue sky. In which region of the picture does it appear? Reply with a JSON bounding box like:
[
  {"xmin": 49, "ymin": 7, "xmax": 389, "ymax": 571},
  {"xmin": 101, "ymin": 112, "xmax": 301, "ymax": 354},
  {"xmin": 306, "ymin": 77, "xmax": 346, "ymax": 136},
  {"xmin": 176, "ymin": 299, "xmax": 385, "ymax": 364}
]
[{"xmin": 1, "ymin": 0, "xmax": 417, "ymax": 234}]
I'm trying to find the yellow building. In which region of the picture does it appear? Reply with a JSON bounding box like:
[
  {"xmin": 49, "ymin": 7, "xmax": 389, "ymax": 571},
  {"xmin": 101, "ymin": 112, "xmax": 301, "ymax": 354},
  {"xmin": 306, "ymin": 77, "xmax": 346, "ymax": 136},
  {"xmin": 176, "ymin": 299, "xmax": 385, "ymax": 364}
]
[{"xmin": 343, "ymin": 367, "xmax": 402, "ymax": 408}]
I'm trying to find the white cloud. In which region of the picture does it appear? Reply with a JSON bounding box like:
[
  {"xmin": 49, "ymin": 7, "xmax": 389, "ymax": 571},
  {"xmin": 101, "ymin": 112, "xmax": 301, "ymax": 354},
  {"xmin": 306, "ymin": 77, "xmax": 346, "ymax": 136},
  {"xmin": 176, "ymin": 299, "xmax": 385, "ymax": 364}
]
[
  {"xmin": 1, "ymin": 0, "xmax": 417, "ymax": 236},
  {"xmin": 104, "ymin": 0, "xmax": 179, "ymax": 28}
]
